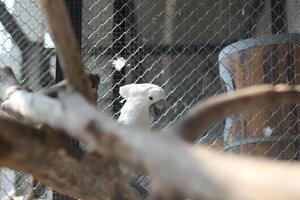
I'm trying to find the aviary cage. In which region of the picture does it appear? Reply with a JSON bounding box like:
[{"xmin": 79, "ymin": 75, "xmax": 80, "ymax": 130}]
[{"xmin": 0, "ymin": 0, "xmax": 299, "ymax": 199}]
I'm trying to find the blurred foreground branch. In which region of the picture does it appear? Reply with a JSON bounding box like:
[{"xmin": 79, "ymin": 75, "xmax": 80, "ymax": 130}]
[
  {"xmin": 2, "ymin": 66, "xmax": 300, "ymax": 199},
  {"xmin": 0, "ymin": 0, "xmax": 299, "ymax": 199},
  {"xmin": 176, "ymin": 84, "xmax": 300, "ymax": 142},
  {"xmin": 41, "ymin": 0, "xmax": 93, "ymax": 102},
  {"xmin": 0, "ymin": 116, "xmax": 132, "ymax": 200}
]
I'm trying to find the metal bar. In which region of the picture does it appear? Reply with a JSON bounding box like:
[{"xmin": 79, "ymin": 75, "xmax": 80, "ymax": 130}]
[
  {"xmin": 89, "ymin": 43, "xmax": 234, "ymax": 57},
  {"xmin": 112, "ymin": 0, "xmax": 129, "ymax": 117},
  {"xmin": 126, "ymin": 0, "xmax": 144, "ymax": 83},
  {"xmin": 244, "ymin": 0, "xmax": 266, "ymax": 38},
  {"xmin": 271, "ymin": 0, "xmax": 287, "ymax": 34}
]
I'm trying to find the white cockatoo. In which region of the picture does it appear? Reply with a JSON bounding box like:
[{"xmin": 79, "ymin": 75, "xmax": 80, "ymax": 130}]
[
  {"xmin": 118, "ymin": 83, "xmax": 167, "ymax": 129},
  {"xmin": 117, "ymin": 83, "xmax": 167, "ymax": 199}
]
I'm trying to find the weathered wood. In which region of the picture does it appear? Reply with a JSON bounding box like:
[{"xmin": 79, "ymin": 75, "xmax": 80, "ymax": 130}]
[
  {"xmin": 0, "ymin": 116, "xmax": 133, "ymax": 200},
  {"xmin": 5, "ymin": 66, "xmax": 300, "ymax": 199},
  {"xmin": 41, "ymin": 0, "xmax": 94, "ymax": 102},
  {"xmin": 6, "ymin": 0, "xmax": 300, "ymax": 199}
]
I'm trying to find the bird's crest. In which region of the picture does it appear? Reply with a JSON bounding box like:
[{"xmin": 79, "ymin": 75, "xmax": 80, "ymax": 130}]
[{"xmin": 119, "ymin": 83, "xmax": 165, "ymax": 101}]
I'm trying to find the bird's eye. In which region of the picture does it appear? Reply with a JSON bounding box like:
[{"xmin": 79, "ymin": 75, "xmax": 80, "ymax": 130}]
[{"xmin": 149, "ymin": 96, "xmax": 153, "ymax": 100}]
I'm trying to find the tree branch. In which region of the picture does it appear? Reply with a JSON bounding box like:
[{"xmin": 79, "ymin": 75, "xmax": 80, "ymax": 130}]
[
  {"xmin": 176, "ymin": 84, "xmax": 300, "ymax": 142},
  {"xmin": 4, "ymin": 0, "xmax": 300, "ymax": 198},
  {"xmin": 0, "ymin": 1, "xmax": 31, "ymax": 51},
  {"xmin": 4, "ymin": 66, "xmax": 300, "ymax": 199},
  {"xmin": 41, "ymin": 0, "xmax": 93, "ymax": 102},
  {"xmin": 0, "ymin": 116, "xmax": 133, "ymax": 200}
]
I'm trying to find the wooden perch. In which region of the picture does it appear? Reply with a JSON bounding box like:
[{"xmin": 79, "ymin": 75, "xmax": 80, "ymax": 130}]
[
  {"xmin": 176, "ymin": 84, "xmax": 300, "ymax": 142},
  {"xmin": 5, "ymin": 0, "xmax": 300, "ymax": 200},
  {"xmin": 4, "ymin": 66, "xmax": 300, "ymax": 199},
  {"xmin": 0, "ymin": 116, "xmax": 133, "ymax": 200},
  {"xmin": 41, "ymin": 0, "xmax": 93, "ymax": 102}
]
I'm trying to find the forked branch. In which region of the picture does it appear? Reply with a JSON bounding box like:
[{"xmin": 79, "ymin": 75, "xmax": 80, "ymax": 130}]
[{"xmin": 3, "ymin": 66, "xmax": 300, "ymax": 199}]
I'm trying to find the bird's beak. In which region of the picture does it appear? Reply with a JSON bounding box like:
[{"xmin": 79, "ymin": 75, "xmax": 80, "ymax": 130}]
[{"xmin": 149, "ymin": 100, "xmax": 167, "ymax": 117}]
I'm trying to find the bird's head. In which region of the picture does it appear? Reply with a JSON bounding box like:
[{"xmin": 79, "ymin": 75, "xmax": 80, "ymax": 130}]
[{"xmin": 119, "ymin": 83, "xmax": 167, "ymax": 117}]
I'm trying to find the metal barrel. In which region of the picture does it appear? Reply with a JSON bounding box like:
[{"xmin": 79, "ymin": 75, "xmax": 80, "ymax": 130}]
[{"xmin": 219, "ymin": 33, "xmax": 300, "ymax": 159}]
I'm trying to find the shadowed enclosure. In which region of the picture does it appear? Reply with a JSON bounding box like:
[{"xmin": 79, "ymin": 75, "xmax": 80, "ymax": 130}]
[{"xmin": 0, "ymin": 0, "xmax": 300, "ymax": 199}]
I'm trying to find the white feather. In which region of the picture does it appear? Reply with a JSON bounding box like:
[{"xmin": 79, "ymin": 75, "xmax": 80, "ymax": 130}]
[
  {"xmin": 118, "ymin": 83, "xmax": 166, "ymax": 129},
  {"xmin": 263, "ymin": 126, "xmax": 273, "ymax": 137},
  {"xmin": 112, "ymin": 57, "xmax": 127, "ymax": 71}
]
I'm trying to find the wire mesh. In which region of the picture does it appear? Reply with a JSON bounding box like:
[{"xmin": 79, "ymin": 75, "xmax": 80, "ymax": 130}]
[{"xmin": 0, "ymin": 0, "xmax": 299, "ymax": 199}]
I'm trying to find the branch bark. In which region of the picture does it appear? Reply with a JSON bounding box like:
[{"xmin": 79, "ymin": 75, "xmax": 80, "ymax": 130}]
[
  {"xmin": 4, "ymin": 0, "xmax": 300, "ymax": 198},
  {"xmin": 41, "ymin": 0, "xmax": 93, "ymax": 102},
  {"xmin": 4, "ymin": 66, "xmax": 300, "ymax": 199},
  {"xmin": 0, "ymin": 116, "xmax": 133, "ymax": 200},
  {"xmin": 176, "ymin": 84, "xmax": 300, "ymax": 142}
]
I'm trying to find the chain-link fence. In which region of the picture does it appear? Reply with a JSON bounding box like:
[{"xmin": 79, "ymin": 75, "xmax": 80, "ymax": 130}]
[{"xmin": 0, "ymin": 0, "xmax": 299, "ymax": 199}]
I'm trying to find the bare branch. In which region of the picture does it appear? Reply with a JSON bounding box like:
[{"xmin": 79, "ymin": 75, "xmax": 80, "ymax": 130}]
[
  {"xmin": 41, "ymin": 0, "xmax": 93, "ymax": 102},
  {"xmin": 0, "ymin": 116, "xmax": 133, "ymax": 200},
  {"xmin": 4, "ymin": 66, "xmax": 300, "ymax": 199},
  {"xmin": 176, "ymin": 84, "xmax": 300, "ymax": 142}
]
